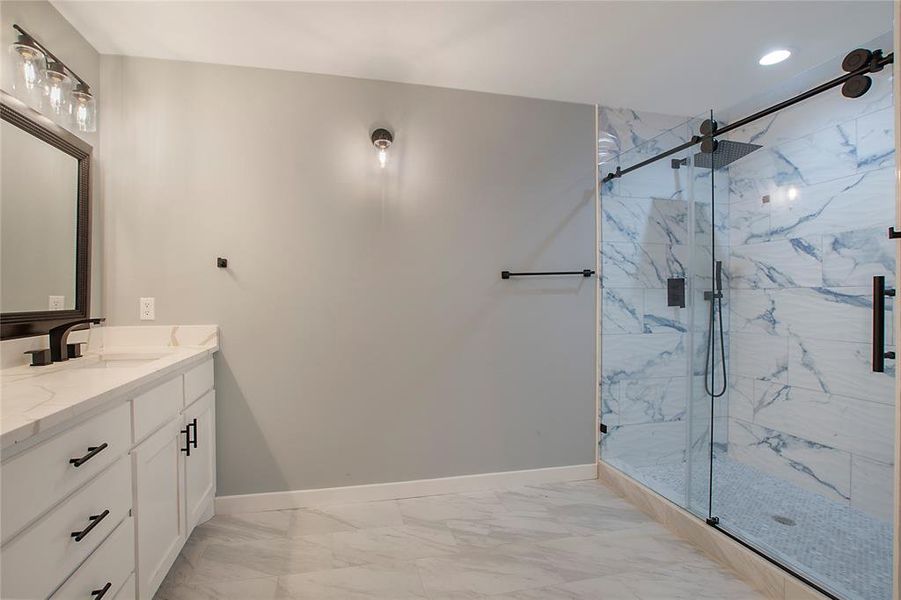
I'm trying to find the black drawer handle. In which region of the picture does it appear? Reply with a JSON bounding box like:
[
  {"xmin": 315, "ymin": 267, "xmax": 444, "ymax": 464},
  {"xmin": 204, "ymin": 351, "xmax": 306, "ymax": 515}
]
[
  {"xmin": 189, "ymin": 418, "xmax": 198, "ymax": 449},
  {"xmin": 91, "ymin": 582, "xmax": 112, "ymax": 599},
  {"xmin": 180, "ymin": 425, "xmax": 191, "ymax": 456},
  {"xmin": 69, "ymin": 443, "xmax": 108, "ymax": 467},
  {"xmin": 71, "ymin": 509, "xmax": 109, "ymax": 542}
]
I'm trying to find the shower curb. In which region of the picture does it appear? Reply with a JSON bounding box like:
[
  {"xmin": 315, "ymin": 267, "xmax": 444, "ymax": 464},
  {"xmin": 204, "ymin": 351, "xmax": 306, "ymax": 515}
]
[{"xmin": 597, "ymin": 461, "xmax": 831, "ymax": 600}]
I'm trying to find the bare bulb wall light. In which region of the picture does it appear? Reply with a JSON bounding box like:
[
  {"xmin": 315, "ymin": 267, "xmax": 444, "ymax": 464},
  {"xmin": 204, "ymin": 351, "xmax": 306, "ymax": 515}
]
[
  {"xmin": 7, "ymin": 24, "xmax": 97, "ymax": 133},
  {"xmin": 371, "ymin": 128, "xmax": 393, "ymax": 168}
]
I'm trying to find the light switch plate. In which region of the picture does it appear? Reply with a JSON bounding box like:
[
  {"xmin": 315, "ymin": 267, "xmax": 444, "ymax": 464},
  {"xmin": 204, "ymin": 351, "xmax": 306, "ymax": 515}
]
[
  {"xmin": 48, "ymin": 295, "xmax": 65, "ymax": 310},
  {"xmin": 139, "ymin": 297, "xmax": 155, "ymax": 321}
]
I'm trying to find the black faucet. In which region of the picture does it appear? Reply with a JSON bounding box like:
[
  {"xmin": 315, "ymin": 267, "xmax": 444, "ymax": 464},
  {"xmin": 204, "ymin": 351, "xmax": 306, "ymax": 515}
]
[{"xmin": 48, "ymin": 318, "xmax": 105, "ymax": 362}]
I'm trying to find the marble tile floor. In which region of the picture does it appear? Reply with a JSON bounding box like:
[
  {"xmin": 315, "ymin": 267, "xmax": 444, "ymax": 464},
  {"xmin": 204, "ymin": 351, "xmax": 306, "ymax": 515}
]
[
  {"xmin": 154, "ymin": 480, "xmax": 765, "ymax": 600},
  {"xmin": 631, "ymin": 455, "xmax": 892, "ymax": 600}
]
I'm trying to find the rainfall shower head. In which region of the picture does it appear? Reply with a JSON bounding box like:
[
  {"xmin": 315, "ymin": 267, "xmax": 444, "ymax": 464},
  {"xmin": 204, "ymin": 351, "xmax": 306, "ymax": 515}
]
[{"xmin": 693, "ymin": 140, "xmax": 762, "ymax": 169}]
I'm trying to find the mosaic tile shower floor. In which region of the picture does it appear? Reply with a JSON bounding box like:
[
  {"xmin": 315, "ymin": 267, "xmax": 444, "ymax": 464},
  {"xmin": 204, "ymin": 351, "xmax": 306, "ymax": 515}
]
[{"xmin": 623, "ymin": 456, "xmax": 892, "ymax": 600}]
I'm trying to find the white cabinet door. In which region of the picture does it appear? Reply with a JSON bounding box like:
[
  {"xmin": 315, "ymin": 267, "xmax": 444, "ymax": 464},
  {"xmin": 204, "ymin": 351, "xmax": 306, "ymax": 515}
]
[
  {"xmin": 132, "ymin": 419, "xmax": 186, "ymax": 600},
  {"xmin": 184, "ymin": 390, "xmax": 215, "ymax": 530}
]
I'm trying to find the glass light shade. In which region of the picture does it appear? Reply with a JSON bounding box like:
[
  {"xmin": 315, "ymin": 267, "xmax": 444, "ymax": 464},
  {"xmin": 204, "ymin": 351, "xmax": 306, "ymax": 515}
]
[
  {"xmin": 8, "ymin": 35, "xmax": 45, "ymax": 106},
  {"xmin": 378, "ymin": 147, "xmax": 388, "ymax": 168},
  {"xmin": 70, "ymin": 84, "xmax": 96, "ymax": 132},
  {"xmin": 43, "ymin": 62, "xmax": 72, "ymax": 119}
]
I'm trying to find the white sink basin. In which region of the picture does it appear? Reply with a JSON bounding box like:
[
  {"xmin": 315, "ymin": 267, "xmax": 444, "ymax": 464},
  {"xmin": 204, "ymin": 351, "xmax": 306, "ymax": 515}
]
[{"xmin": 76, "ymin": 352, "xmax": 171, "ymax": 369}]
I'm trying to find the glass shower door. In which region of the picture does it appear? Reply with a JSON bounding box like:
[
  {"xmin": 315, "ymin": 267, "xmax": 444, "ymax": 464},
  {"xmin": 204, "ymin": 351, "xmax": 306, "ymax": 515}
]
[
  {"xmin": 704, "ymin": 65, "xmax": 896, "ymax": 600},
  {"xmin": 598, "ymin": 111, "xmax": 711, "ymax": 512}
]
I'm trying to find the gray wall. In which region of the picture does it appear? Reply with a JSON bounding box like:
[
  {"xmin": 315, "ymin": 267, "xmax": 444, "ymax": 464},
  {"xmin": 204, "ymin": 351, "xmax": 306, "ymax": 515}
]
[
  {"xmin": 0, "ymin": 0, "xmax": 102, "ymax": 319},
  {"xmin": 100, "ymin": 56, "xmax": 596, "ymax": 496}
]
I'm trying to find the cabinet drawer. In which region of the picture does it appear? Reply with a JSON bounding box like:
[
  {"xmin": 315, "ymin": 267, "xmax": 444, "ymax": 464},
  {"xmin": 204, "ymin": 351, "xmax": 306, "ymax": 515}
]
[
  {"xmin": 1, "ymin": 401, "xmax": 131, "ymax": 544},
  {"xmin": 51, "ymin": 516, "xmax": 134, "ymax": 600},
  {"xmin": 1, "ymin": 457, "xmax": 132, "ymax": 600},
  {"xmin": 114, "ymin": 573, "xmax": 136, "ymax": 600},
  {"xmin": 184, "ymin": 358, "xmax": 213, "ymax": 408},
  {"xmin": 133, "ymin": 376, "xmax": 183, "ymax": 444}
]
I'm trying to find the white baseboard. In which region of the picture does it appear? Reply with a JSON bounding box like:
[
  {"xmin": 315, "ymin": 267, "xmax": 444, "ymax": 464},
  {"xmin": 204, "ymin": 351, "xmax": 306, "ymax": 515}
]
[{"xmin": 215, "ymin": 463, "xmax": 597, "ymax": 514}]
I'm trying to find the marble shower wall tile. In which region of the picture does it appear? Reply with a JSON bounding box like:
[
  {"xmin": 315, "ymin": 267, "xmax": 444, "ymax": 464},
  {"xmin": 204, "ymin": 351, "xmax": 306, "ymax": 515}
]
[
  {"xmin": 601, "ymin": 195, "xmax": 690, "ymax": 245},
  {"xmin": 728, "ymin": 332, "xmax": 788, "ymax": 383},
  {"xmin": 601, "ymin": 332, "xmax": 687, "ymax": 386},
  {"xmin": 601, "ymin": 242, "xmax": 687, "ymax": 289},
  {"xmin": 610, "ymin": 377, "xmax": 688, "ymax": 426},
  {"xmin": 857, "ymin": 106, "xmax": 896, "ymax": 170},
  {"xmin": 694, "ymin": 198, "xmax": 731, "ymax": 247},
  {"xmin": 728, "ymin": 196, "xmax": 771, "ymax": 245},
  {"xmin": 787, "ymin": 336, "xmax": 895, "ymax": 404},
  {"xmin": 744, "ymin": 382, "xmax": 894, "ymax": 463},
  {"xmin": 727, "ymin": 419, "xmax": 851, "ymax": 503},
  {"xmin": 601, "ymin": 288, "xmax": 644, "ymax": 334},
  {"xmin": 729, "ymin": 237, "xmax": 822, "ymax": 289},
  {"xmin": 724, "ymin": 74, "xmax": 893, "ymax": 150},
  {"xmin": 822, "ymin": 226, "xmax": 896, "ymax": 287},
  {"xmin": 727, "ymin": 122, "xmax": 858, "ymax": 190},
  {"xmin": 598, "ymin": 106, "xmax": 693, "ymax": 160},
  {"xmin": 729, "ymin": 289, "xmax": 782, "ymax": 336},
  {"xmin": 601, "ymin": 421, "xmax": 687, "ymax": 468},
  {"xmin": 644, "ymin": 288, "xmax": 690, "ymax": 334},
  {"xmin": 850, "ymin": 455, "xmax": 895, "ymax": 522},
  {"xmin": 767, "ymin": 168, "xmax": 895, "ymax": 241},
  {"xmin": 779, "ymin": 286, "xmax": 889, "ymax": 345}
]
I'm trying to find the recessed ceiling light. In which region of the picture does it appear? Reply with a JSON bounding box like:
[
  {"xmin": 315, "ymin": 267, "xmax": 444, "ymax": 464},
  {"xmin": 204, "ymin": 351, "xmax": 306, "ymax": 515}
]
[{"xmin": 759, "ymin": 49, "xmax": 791, "ymax": 66}]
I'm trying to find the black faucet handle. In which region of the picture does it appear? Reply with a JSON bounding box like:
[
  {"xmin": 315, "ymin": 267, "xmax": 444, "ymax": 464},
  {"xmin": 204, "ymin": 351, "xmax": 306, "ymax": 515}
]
[
  {"xmin": 24, "ymin": 349, "xmax": 53, "ymax": 367},
  {"xmin": 67, "ymin": 342, "xmax": 88, "ymax": 359}
]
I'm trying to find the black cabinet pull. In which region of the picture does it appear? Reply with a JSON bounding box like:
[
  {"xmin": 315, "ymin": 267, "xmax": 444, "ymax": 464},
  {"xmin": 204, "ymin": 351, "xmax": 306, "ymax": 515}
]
[
  {"xmin": 70, "ymin": 509, "xmax": 109, "ymax": 542},
  {"xmin": 180, "ymin": 425, "xmax": 191, "ymax": 456},
  {"xmin": 69, "ymin": 443, "xmax": 108, "ymax": 467},
  {"xmin": 189, "ymin": 418, "xmax": 198, "ymax": 449},
  {"xmin": 872, "ymin": 275, "xmax": 896, "ymax": 372},
  {"xmin": 91, "ymin": 582, "xmax": 112, "ymax": 599}
]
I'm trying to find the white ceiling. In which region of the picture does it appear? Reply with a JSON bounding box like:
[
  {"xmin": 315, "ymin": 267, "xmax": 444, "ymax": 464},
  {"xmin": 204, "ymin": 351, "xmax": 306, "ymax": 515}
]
[{"xmin": 53, "ymin": 1, "xmax": 894, "ymax": 116}]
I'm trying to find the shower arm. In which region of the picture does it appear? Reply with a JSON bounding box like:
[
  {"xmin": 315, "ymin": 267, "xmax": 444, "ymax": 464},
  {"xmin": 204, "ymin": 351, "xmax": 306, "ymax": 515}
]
[{"xmin": 602, "ymin": 49, "xmax": 894, "ymax": 184}]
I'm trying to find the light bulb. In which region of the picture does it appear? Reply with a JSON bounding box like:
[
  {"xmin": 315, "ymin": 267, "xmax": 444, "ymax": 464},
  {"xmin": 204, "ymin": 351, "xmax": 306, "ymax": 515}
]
[
  {"xmin": 70, "ymin": 83, "xmax": 96, "ymax": 132},
  {"xmin": 43, "ymin": 62, "xmax": 71, "ymax": 119},
  {"xmin": 370, "ymin": 128, "xmax": 394, "ymax": 171}
]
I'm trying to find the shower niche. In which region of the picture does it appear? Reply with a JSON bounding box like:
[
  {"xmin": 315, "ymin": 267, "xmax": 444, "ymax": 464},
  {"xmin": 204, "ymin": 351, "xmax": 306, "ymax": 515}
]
[{"xmin": 598, "ymin": 39, "xmax": 896, "ymax": 600}]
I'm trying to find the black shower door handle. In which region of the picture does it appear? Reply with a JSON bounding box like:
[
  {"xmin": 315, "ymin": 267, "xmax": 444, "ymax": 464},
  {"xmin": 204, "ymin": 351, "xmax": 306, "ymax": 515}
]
[{"xmin": 872, "ymin": 276, "xmax": 895, "ymax": 372}]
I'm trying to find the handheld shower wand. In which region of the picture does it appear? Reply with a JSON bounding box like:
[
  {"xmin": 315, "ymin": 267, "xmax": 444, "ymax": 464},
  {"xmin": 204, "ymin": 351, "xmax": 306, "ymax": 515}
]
[{"xmin": 704, "ymin": 260, "xmax": 727, "ymax": 398}]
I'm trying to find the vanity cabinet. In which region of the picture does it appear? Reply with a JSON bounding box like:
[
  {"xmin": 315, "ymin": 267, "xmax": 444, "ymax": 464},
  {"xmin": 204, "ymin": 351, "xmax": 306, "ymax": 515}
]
[
  {"xmin": 0, "ymin": 356, "xmax": 216, "ymax": 600},
  {"xmin": 184, "ymin": 389, "xmax": 215, "ymax": 530},
  {"xmin": 133, "ymin": 419, "xmax": 187, "ymax": 599}
]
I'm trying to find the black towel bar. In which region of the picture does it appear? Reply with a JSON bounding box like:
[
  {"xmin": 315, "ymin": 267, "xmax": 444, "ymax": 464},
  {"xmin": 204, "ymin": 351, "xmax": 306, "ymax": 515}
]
[{"xmin": 501, "ymin": 269, "xmax": 595, "ymax": 279}]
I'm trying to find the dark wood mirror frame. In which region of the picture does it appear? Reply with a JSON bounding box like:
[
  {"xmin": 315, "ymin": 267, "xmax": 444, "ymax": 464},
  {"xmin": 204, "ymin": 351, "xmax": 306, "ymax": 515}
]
[{"xmin": 0, "ymin": 92, "xmax": 92, "ymax": 339}]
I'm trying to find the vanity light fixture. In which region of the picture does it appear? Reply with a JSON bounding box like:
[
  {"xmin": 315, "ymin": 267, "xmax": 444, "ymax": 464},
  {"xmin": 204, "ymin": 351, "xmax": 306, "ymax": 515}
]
[
  {"xmin": 7, "ymin": 24, "xmax": 97, "ymax": 132},
  {"xmin": 371, "ymin": 128, "xmax": 393, "ymax": 168},
  {"xmin": 8, "ymin": 31, "xmax": 45, "ymax": 93}
]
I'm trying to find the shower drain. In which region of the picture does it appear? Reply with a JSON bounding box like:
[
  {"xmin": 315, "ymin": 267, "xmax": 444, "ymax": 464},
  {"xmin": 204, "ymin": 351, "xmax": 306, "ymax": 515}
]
[{"xmin": 772, "ymin": 515, "xmax": 796, "ymax": 526}]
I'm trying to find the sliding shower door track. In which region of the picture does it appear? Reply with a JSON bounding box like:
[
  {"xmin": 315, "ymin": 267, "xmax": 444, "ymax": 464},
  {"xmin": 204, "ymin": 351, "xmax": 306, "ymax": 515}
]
[{"xmin": 706, "ymin": 520, "xmax": 842, "ymax": 600}]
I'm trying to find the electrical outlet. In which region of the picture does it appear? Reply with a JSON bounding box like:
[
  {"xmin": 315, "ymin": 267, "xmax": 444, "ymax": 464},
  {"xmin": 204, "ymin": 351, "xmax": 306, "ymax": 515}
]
[
  {"xmin": 48, "ymin": 295, "xmax": 65, "ymax": 310},
  {"xmin": 139, "ymin": 297, "xmax": 155, "ymax": 321}
]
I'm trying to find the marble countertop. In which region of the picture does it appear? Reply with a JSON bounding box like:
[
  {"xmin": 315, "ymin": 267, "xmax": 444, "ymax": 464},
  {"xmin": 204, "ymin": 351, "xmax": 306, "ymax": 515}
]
[{"xmin": 0, "ymin": 325, "xmax": 218, "ymax": 452}]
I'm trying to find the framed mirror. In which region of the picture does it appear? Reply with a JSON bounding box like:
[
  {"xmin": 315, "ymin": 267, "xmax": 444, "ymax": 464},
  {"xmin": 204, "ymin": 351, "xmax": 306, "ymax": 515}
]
[{"xmin": 0, "ymin": 91, "xmax": 91, "ymax": 339}]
